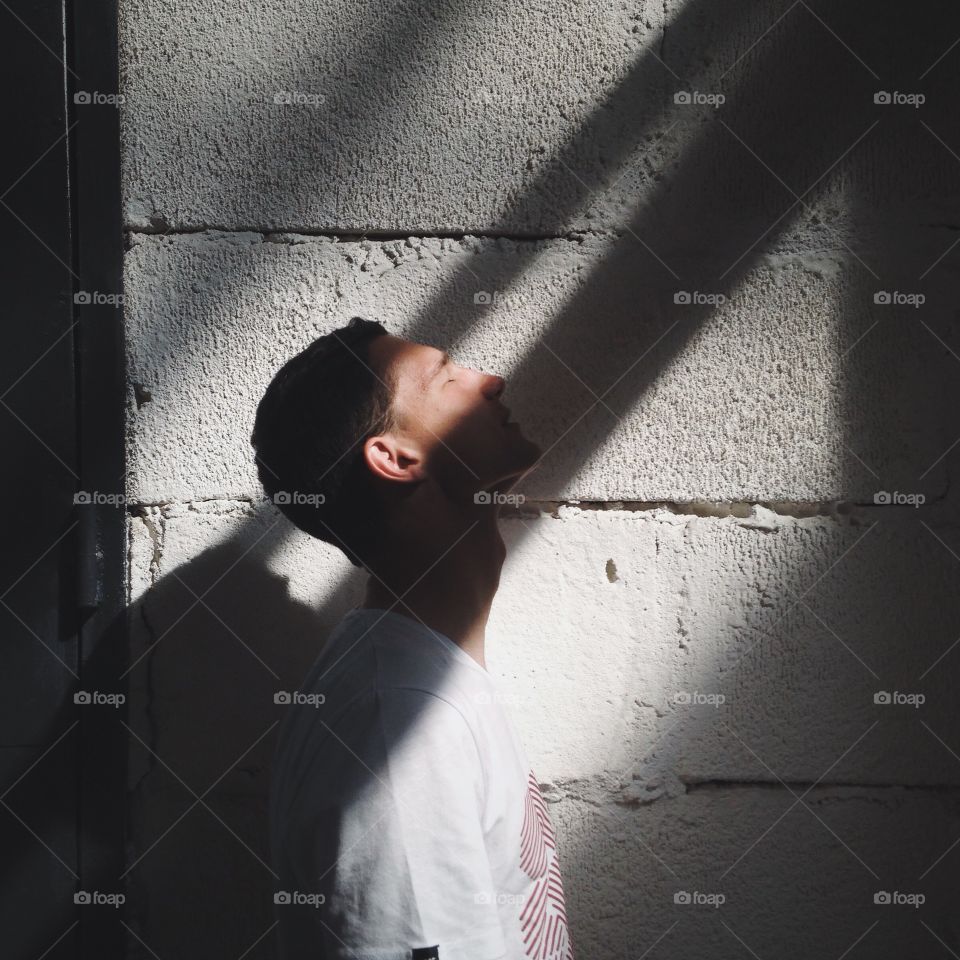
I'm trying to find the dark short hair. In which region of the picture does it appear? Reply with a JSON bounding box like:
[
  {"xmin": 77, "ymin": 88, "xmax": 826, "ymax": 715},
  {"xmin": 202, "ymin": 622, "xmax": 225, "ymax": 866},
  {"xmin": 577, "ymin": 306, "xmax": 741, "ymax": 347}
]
[{"xmin": 250, "ymin": 317, "xmax": 393, "ymax": 567}]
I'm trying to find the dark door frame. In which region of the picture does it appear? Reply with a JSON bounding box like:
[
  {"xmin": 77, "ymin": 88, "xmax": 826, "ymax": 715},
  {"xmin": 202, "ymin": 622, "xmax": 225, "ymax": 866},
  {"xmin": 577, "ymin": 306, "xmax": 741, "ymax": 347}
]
[
  {"xmin": 1, "ymin": 0, "xmax": 124, "ymax": 955},
  {"xmin": 68, "ymin": 0, "xmax": 127, "ymax": 954}
]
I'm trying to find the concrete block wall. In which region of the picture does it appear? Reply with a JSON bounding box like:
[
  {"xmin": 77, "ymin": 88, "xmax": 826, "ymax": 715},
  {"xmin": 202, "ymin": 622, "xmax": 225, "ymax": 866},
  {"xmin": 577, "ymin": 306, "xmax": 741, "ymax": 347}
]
[{"xmin": 120, "ymin": 0, "xmax": 960, "ymax": 956}]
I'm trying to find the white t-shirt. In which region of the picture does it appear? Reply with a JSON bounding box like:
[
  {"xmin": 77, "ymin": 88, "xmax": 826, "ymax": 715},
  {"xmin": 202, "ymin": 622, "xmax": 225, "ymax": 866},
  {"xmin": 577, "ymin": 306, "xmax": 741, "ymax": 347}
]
[{"xmin": 270, "ymin": 607, "xmax": 575, "ymax": 960}]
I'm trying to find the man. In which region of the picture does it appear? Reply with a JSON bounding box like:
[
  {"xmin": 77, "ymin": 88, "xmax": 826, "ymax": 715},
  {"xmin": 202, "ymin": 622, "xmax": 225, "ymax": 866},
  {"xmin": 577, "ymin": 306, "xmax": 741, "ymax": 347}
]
[{"xmin": 251, "ymin": 316, "xmax": 575, "ymax": 959}]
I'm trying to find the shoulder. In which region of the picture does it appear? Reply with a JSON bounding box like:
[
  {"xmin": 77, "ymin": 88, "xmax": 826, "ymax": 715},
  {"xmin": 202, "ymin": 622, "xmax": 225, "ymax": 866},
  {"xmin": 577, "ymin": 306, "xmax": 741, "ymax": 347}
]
[{"xmin": 375, "ymin": 684, "xmax": 481, "ymax": 753}]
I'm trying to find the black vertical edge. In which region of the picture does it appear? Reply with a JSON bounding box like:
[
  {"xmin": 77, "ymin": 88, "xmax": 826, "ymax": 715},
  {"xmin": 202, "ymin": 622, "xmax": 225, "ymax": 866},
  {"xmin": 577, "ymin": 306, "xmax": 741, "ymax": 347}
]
[{"xmin": 65, "ymin": 0, "xmax": 128, "ymax": 955}]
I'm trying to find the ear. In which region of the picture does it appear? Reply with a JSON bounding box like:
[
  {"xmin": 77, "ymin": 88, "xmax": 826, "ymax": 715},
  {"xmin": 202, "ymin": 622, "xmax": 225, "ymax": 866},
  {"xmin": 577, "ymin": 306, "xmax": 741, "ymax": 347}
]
[{"xmin": 363, "ymin": 433, "xmax": 426, "ymax": 484}]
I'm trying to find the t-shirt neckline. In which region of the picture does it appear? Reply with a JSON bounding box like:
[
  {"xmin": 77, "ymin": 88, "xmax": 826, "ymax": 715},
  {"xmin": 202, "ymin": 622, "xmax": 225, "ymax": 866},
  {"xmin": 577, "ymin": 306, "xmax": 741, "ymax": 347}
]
[{"xmin": 345, "ymin": 606, "xmax": 490, "ymax": 676}]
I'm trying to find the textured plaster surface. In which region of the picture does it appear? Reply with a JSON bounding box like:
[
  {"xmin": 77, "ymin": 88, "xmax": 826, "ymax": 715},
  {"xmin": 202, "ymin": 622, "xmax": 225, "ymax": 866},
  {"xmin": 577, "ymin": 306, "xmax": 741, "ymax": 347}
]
[
  {"xmin": 119, "ymin": 0, "xmax": 960, "ymax": 954},
  {"xmin": 124, "ymin": 231, "xmax": 958, "ymax": 505},
  {"xmin": 120, "ymin": 0, "xmax": 959, "ymax": 233},
  {"xmin": 124, "ymin": 503, "xmax": 960, "ymax": 956}
]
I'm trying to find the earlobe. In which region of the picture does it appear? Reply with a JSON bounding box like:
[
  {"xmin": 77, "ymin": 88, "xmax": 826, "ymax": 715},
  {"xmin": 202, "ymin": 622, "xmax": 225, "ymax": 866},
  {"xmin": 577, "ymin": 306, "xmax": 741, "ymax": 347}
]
[{"xmin": 363, "ymin": 435, "xmax": 425, "ymax": 483}]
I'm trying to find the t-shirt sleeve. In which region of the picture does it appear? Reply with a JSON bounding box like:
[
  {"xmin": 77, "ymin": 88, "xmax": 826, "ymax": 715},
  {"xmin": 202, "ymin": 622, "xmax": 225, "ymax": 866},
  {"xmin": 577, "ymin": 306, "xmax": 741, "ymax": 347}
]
[{"xmin": 318, "ymin": 685, "xmax": 508, "ymax": 960}]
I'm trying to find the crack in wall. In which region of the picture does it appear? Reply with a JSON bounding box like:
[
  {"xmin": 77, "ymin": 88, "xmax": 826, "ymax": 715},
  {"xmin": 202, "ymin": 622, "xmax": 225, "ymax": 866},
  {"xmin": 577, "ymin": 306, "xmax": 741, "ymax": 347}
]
[
  {"xmin": 120, "ymin": 496, "xmax": 955, "ymax": 531},
  {"xmin": 126, "ymin": 224, "xmax": 592, "ymax": 243},
  {"xmin": 123, "ymin": 224, "xmax": 927, "ymax": 251},
  {"xmin": 539, "ymin": 774, "xmax": 959, "ymax": 808},
  {"xmin": 684, "ymin": 779, "xmax": 960, "ymax": 794},
  {"xmin": 127, "ymin": 497, "xmax": 866, "ymax": 518},
  {"xmin": 511, "ymin": 499, "xmax": 867, "ymax": 521}
]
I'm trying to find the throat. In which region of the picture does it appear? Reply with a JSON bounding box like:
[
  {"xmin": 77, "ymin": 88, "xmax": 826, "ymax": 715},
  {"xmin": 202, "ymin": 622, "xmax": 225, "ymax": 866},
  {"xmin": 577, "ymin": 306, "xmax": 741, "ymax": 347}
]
[{"xmin": 361, "ymin": 518, "xmax": 506, "ymax": 666}]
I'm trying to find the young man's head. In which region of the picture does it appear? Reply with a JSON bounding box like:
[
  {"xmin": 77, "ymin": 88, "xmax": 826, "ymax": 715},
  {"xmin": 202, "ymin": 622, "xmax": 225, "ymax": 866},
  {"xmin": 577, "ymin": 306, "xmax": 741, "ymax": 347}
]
[{"xmin": 250, "ymin": 317, "xmax": 540, "ymax": 567}]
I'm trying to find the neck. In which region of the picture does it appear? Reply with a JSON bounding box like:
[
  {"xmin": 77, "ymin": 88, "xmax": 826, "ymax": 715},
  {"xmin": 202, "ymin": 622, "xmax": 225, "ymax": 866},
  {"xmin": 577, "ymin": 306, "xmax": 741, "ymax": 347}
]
[{"xmin": 361, "ymin": 497, "xmax": 506, "ymax": 670}]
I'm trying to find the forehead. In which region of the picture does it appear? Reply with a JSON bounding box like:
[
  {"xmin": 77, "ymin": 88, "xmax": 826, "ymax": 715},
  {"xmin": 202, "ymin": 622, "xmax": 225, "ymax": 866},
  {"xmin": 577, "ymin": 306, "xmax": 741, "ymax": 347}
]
[{"xmin": 369, "ymin": 335, "xmax": 444, "ymax": 393}]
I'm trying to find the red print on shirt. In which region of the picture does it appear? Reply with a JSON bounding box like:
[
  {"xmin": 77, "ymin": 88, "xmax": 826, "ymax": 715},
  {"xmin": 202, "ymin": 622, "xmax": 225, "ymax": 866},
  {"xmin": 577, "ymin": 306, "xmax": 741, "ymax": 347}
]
[{"xmin": 519, "ymin": 769, "xmax": 574, "ymax": 960}]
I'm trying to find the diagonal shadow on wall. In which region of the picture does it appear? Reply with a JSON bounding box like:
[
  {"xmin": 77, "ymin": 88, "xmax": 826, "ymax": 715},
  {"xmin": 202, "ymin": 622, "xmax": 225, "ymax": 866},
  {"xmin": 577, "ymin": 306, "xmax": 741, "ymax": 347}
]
[
  {"xmin": 124, "ymin": 3, "xmax": 956, "ymax": 952},
  {"xmin": 4, "ymin": 0, "xmax": 960, "ymax": 957}
]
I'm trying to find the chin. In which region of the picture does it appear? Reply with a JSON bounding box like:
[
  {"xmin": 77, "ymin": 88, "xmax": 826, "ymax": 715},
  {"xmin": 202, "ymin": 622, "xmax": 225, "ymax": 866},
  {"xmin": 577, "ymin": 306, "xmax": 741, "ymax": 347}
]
[{"xmin": 462, "ymin": 428, "xmax": 542, "ymax": 492}]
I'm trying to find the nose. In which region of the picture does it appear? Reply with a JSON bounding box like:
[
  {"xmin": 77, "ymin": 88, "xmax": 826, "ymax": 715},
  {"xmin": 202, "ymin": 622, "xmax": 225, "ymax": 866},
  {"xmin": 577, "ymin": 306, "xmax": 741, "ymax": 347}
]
[{"xmin": 481, "ymin": 372, "xmax": 505, "ymax": 400}]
